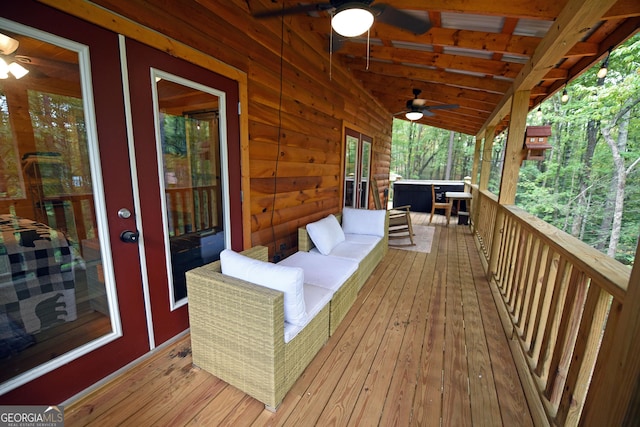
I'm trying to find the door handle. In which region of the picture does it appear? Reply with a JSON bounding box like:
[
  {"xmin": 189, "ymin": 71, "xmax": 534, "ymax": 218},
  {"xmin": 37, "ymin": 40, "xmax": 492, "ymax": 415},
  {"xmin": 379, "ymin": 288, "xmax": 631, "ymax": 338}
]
[{"xmin": 120, "ymin": 230, "xmax": 140, "ymax": 243}]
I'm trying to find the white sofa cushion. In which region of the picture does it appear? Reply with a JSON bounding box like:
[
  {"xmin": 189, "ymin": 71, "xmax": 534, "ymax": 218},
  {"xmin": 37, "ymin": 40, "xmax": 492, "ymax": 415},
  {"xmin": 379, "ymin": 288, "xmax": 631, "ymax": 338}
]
[
  {"xmin": 310, "ymin": 240, "xmax": 377, "ymax": 264},
  {"xmin": 306, "ymin": 214, "xmax": 345, "ymax": 255},
  {"xmin": 220, "ymin": 249, "xmax": 307, "ymax": 326},
  {"xmin": 344, "ymin": 233, "xmax": 381, "ymax": 246},
  {"xmin": 278, "ymin": 251, "xmax": 358, "ymax": 292},
  {"xmin": 284, "ymin": 283, "xmax": 333, "ymax": 343},
  {"xmin": 342, "ymin": 207, "xmax": 386, "ymax": 237}
]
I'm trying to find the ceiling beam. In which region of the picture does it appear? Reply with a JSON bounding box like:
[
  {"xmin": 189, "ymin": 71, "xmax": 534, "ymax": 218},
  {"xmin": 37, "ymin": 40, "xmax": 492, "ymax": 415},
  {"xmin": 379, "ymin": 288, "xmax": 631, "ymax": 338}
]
[
  {"xmin": 345, "ymin": 58, "xmax": 511, "ymax": 94},
  {"xmin": 478, "ymin": 0, "xmax": 622, "ymax": 136},
  {"xmin": 283, "ymin": 0, "xmax": 639, "ymax": 20},
  {"xmin": 339, "ymin": 43, "xmax": 524, "ymax": 79}
]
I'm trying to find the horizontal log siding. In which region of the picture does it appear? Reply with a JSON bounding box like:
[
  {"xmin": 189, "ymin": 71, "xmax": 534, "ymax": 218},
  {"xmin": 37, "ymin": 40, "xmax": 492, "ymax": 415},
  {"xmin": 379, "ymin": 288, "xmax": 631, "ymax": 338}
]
[{"xmin": 88, "ymin": 0, "xmax": 393, "ymax": 257}]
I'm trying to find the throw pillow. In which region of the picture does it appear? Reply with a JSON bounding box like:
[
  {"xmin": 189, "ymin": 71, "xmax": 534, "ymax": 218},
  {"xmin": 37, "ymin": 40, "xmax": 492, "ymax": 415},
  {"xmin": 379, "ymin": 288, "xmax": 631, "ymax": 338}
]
[
  {"xmin": 306, "ymin": 214, "xmax": 345, "ymax": 255},
  {"xmin": 220, "ymin": 249, "xmax": 307, "ymax": 326},
  {"xmin": 342, "ymin": 207, "xmax": 386, "ymax": 237}
]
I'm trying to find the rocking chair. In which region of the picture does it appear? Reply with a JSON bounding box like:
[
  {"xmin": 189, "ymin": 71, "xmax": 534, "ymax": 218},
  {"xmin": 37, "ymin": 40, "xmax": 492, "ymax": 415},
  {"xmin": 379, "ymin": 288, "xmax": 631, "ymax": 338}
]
[{"xmin": 370, "ymin": 178, "xmax": 415, "ymax": 246}]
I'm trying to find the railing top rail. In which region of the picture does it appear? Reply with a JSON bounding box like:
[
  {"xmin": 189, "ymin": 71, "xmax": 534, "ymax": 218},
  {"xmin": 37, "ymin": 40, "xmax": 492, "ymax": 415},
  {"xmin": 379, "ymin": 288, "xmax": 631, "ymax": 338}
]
[
  {"xmin": 478, "ymin": 188, "xmax": 498, "ymax": 202},
  {"xmin": 501, "ymin": 204, "xmax": 629, "ymax": 301}
]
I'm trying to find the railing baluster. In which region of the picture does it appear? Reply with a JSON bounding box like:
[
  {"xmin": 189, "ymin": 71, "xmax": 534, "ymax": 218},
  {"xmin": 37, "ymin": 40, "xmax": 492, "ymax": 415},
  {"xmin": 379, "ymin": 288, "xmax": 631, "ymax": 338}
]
[
  {"xmin": 516, "ymin": 236, "xmax": 539, "ymax": 333},
  {"xmin": 545, "ymin": 271, "xmax": 588, "ymax": 407},
  {"xmin": 556, "ymin": 286, "xmax": 612, "ymax": 426},
  {"xmin": 528, "ymin": 249, "xmax": 559, "ymax": 363},
  {"xmin": 535, "ymin": 257, "xmax": 572, "ymax": 384}
]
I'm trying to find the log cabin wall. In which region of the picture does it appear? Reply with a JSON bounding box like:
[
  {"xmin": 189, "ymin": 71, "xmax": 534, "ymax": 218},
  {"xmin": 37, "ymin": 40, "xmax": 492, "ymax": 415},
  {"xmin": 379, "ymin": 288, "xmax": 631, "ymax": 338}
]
[{"xmin": 80, "ymin": 0, "xmax": 393, "ymax": 259}]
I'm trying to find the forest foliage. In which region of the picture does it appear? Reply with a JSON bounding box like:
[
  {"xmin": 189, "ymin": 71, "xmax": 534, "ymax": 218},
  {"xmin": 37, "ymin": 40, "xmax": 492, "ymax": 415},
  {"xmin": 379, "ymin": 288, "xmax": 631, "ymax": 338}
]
[{"xmin": 390, "ymin": 34, "xmax": 640, "ymax": 265}]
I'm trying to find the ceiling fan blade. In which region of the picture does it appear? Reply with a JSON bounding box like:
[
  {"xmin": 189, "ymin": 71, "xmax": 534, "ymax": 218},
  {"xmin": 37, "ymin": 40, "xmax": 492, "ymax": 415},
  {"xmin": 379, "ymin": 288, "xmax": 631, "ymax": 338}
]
[
  {"xmin": 326, "ymin": 31, "xmax": 347, "ymax": 52},
  {"xmin": 253, "ymin": 3, "xmax": 334, "ymax": 19},
  {"xmin": 372, "ymin": 4, "xmax": 432, "ymax": 35},
  {"xmin": 425, "ymin": 104, "xmax": 460, "ymax": 110},
  {"xmin": 420, "ymin": 109, "xmax": 436, "ymax": 117}
]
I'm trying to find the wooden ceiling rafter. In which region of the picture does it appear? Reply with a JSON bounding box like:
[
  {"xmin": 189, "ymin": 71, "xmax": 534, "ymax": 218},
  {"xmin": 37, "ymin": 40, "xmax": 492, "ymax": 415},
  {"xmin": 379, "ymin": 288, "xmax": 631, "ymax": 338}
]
[{"xmin": 271, "ymin": 0, "xmax": 639, "ymax": 135}]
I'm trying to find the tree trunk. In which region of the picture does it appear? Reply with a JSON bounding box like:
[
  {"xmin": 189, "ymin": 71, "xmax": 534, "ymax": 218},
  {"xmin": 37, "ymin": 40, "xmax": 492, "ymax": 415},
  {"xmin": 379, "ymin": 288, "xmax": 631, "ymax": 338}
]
[
  {"xmin": 600, "ymin": 109, "xmax": 630, "ymax": 257},
  {"xmin": 446, "ymin": 131, "xmax": 454, "ymax": 179},
  {"xmin": 572, "ymin": 119, "xmax": 599, "ymax": 236}
]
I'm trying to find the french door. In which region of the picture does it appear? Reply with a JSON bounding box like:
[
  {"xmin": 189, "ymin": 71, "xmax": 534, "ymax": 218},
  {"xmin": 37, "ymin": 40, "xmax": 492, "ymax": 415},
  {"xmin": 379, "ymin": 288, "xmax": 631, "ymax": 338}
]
[
  {"xmin": 0, "ymin": 1, "xmax": 242, "ymax": 404},
  {"xmin": 343, "ymin": 128, "xmax": 372, "ymax": 209},
  {"xmin": 123, "ymin": 39, "xmax": 242, "ymax": 345}
]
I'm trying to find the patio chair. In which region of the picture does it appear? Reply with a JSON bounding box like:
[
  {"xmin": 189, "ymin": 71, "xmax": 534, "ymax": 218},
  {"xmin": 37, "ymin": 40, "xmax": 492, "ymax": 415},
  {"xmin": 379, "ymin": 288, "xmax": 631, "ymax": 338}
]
[
  {"xmin": 429, "ymin": 184, "xmax": 452, "ymax": 226},
  {"xmin": 370, "ymin": 178, "xmax": 415, "ymax": 245}
]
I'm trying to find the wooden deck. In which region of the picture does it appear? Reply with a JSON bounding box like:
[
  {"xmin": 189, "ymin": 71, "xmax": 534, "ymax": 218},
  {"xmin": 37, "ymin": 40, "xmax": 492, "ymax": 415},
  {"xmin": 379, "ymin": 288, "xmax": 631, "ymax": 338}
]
[{"xmin": 64, "ymin": 213, "xmax": 533, "ymax": 426}]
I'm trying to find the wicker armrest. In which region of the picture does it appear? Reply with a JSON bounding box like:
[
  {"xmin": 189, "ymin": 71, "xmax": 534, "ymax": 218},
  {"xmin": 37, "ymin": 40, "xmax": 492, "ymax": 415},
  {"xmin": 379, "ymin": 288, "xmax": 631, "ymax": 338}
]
[{"xmin": 186, "ymin": 246, "xmax": 286, "ymax": 408}]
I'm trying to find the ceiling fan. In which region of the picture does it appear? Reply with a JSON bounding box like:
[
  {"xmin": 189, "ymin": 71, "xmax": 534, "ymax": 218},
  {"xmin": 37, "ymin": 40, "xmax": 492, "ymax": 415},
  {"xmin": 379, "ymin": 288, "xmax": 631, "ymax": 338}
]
[
  {"xmin": 253, "ymin": 1, "xmax": 432, "ymax": 38},
  {"xmin": 395, "ymin": 89, "xmax": 459, "ymax": 121}
]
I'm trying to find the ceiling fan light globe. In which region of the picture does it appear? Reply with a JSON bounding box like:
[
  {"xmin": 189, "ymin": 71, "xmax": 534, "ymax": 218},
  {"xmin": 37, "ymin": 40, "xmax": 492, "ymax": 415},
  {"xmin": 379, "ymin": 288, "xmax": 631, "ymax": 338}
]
[
  {"xmin": 405, "ymin": 111, "xmax": 423, "ymax": 121},
  {"xmin": 8, "ymin": 62, "xmax": 28, "ymax": 79},
  {"xmin": 0, "ymin": 33, "xmax": 19, "ymax": 55},
  {"xmin": 0, "ymin": 57, "xmax": 8, "ymax": 75},
  {"xmin": 332, "ymin": 6, "xmax": 374, "ymax": 37}
]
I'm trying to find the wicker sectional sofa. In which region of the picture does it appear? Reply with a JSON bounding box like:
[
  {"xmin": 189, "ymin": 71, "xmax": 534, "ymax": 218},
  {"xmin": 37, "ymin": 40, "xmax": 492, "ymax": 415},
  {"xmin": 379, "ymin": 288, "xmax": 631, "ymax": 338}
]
[{"xmin": 186, "ymin": 209, "xmax": 388, "ymax": 410}]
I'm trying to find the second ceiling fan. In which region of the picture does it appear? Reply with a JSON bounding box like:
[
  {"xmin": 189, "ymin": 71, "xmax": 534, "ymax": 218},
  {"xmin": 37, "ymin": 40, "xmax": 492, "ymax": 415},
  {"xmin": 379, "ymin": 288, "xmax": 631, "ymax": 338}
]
[{"xmin": 396, "ymin": 89, "xmax": 459, "ymax": 121}]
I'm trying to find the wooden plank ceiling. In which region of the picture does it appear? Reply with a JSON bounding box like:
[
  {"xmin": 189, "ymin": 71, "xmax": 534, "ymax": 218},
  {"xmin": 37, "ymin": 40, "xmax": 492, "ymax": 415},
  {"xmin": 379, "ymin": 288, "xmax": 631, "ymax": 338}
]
[{"xmin": 253, "ymin": 0, "xmax": 640, "ymax": 136}]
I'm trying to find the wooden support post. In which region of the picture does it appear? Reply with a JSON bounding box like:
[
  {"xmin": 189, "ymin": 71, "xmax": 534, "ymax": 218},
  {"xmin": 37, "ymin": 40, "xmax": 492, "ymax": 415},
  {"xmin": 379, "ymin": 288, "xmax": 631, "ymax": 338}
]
[
  {"xmin": 581, "ymin": 238, "xmax": 640, "ymax": 425},
  {"xmin": 498, "ymin": 90, "xmax": 530, "ymax": 205},
  {"xmin": 488, "ymin": 91, "xmax": 529, "ymax": 278},
  {"xmin": 471, "ymin": 131, "xmax": 483, "ymax": 187},
  {"xmin": 478, "ymin": 126, "xmax": 495, "ymax": 192}
]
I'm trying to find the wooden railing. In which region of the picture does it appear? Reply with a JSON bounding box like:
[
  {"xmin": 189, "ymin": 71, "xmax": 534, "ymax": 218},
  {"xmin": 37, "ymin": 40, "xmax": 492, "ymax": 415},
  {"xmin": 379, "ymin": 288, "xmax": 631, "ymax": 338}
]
[
  {"xmin": 165, "ymin": 185, "xmax": 220, "ymax": 236},
  {"xmin": 472, "ymin": 194, "xmax": 631, "ymax": 426},
  {"xmin": 470, "ymin": 187, "xmax": 498, "ymax": 264}
]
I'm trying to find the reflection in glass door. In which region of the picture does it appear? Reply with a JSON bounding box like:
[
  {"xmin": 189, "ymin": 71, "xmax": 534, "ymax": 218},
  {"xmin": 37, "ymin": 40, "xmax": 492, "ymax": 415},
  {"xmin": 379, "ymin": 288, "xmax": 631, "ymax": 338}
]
[
  {"xmin": 153, "ymin": 72, "xmax": 226, "ymax": 307},
  {"xmin": 343, "ymin": 128, "xmax": 372, "ymax": 209},
  {"xmin": 344, "ymin": 134, "xmax": 358, "ymax": 208},
  {"xmin": 359, "ymin": 140, "xmax": 371, "ymax": 208},
  {"xmin": 0, "ymin": 23, "xmax": 120, "ymax": 393}
]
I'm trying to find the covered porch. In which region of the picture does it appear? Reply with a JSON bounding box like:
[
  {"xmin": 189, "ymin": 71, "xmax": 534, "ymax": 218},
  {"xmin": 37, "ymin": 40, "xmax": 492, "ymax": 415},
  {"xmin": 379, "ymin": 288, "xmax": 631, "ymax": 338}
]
[
  {"xmin": 64, "ymin": 213, "xmax": 533, "ymax": 426},
  {"xmin": 1, "ymin": 1, "xmax": 637, "ymax": 424}
]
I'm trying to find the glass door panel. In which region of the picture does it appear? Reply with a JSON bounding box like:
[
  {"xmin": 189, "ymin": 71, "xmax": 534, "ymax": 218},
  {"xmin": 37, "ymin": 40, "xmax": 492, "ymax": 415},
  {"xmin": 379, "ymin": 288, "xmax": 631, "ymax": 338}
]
[
  {"xmin": 153, "ymin": 74, "xmax": 225, "ymax": 307},
  {"xmin": 343, "ymin": 129, "xmax": 372, "ymax": 209},
  {"xmin": 343, "ymin": 135, "xmax": 358, "ymax": 208},
  {"xmin": 0, "ymin": 24, "xmax": 121, "ymax": 393},
  {"xmin": 359, "ymin": 140, "xmax": 372, "ymax": 208}
]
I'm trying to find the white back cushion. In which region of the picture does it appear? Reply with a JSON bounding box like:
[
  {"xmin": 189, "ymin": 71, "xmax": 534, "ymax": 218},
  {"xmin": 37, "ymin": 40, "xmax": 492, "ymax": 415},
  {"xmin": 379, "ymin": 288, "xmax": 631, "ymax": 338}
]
[
  {"xmin": 220, "ymin": 249, "xmax": 307, "ymax": 326},
  {"xmin": 306, "ymin": 214, "xmax": 345, "ymax": 255},
  {"xmin": 342, "ymin": 207, "xmax": 386, "ymax": 237}
]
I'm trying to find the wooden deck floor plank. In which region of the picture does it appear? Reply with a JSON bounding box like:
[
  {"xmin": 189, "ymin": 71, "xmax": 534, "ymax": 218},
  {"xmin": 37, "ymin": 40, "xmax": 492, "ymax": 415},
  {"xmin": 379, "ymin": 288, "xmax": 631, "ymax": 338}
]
[
  {"xmin": 157, "ymin": 369, "xmax": 231, "ymax": 426},
  {"xmin": 122, "ymin": 364, "xmax": 210, "ymax": 426},
  {"xmin": 412, "ymin": 226, "xmax": 448, "ymax": 426},
  {"xmin": 218, "ymin": 394, "xmax": 265, "ymax": 426},
  {"xmin": 65, "ymin": 334, "xmax": 193, "ymax": 426},
  {"xmin": 456, "ymin": 226, "xmax": 503, "ymax": 426},
  {"xmin": 349, "ymin": 251, "xmax": 425, "ymax": 425},
  {"xmin": 314, "ymin": 250, "xmax": 415, "ymax": 426},
  {"xmin": 464, "ymin": 231, "xmax": 534, "ymax": 427},
  {"xmin": 84, "ymin": 341, "xmax": 196, "ymax": 426},
  {"xmin": 442, "ymin": 226, "xmax": 473, "ymax": 426},
  {"xmin": 379, "ymin": 251, "xmax": 432, "ymax": 426},
  {"xmin": 186, "ymin": 384, "xmax": 251, "ymax": 425}
]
